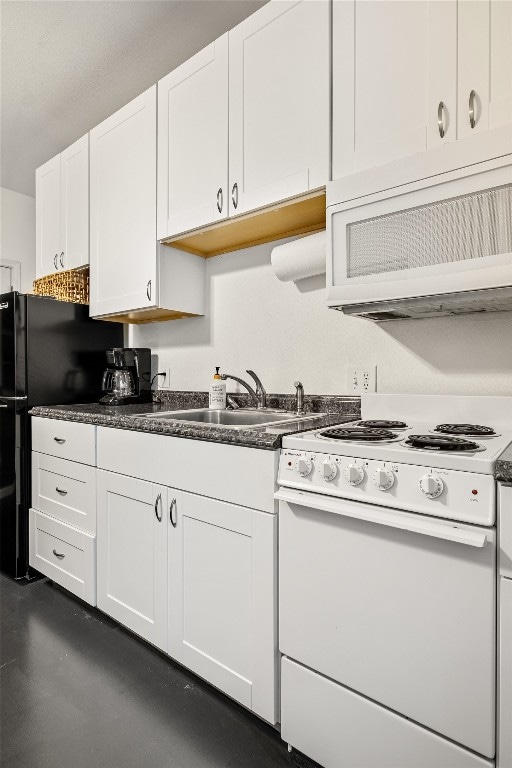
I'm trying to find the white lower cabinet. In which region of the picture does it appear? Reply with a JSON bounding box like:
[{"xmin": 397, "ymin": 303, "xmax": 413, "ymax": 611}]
[
  {"xmin": 168, "ymin": 491, "xmax": 278, "ymax": 723},
  {"xmin": 96, "ymin": 470, "xmax": 168, "ymax": 651}
]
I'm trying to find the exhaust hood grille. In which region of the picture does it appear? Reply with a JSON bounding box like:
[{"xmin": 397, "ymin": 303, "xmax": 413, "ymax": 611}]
[
  {"xmin": 334, "ymin": 287, "xmax": 512, "ymax": 321},
  {"xmin": 347, "ymin": 183, "xmax": 512, "ymax": 278}
]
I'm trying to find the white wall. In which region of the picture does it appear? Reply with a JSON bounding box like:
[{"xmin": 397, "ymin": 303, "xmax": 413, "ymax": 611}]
[
  {"xmin": 130, "ymin": 238, "xmax": 512, "ymax": 396},
  {"xmin": 0, "ymin": 187, "xmax": 36, "ymax": 292}
]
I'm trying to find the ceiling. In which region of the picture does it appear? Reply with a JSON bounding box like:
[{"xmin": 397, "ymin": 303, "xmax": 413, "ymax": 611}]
[{"xmin": 1, "ymin": 0, "xmax": 267, "ymax": 197}]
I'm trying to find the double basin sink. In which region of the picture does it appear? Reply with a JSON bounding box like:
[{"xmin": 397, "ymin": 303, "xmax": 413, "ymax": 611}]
[{"xmin": 129, "ymin": 408, "xmax": 323, "ymax": 431}]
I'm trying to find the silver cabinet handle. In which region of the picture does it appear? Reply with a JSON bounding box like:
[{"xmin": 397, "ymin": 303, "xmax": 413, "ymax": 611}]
[
  {"xmin": 231, "ymin": 182, "xmax": 238, "ymax": 210},
  {"xmin": 169, "ymin": 497, "xmax": 177, "ymax": 528},
  {"xmin": 53, "ymin": 437, "xmax": 66, "ymax": 444},
  {"xmin": 154, "ymin": 493, "xmax": 162, "ymax": 522},
  {"xmin": 60, "ymin": 251, "xmax": 64, "ymax": 268},
  {"xmin": 54, "ymin": 254, "xmax": 58, "ymax": 269},
  {"xmin": 216, "ymin": 188, "xmax": 223, "ymax": 213},
  {"xmin": 469, "ymin": 90, "xmax": 476, "ymax": 129},
  {"xmin": 55, "ymin": 487, "xmax": 68, "ymax": 496},
  {"xmin": 147, "ymin": 280, "xmax": 152, "ymax": 302},
  {"xmin": 437, "ymin": 101, "xmax": 446, "ymax": 138},
  {"xmin": 52, "ymin": 549, "xmax": 65, "ymax": 560}
]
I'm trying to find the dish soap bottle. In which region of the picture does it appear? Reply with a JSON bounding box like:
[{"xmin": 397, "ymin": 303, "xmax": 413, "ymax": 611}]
[{"xmin": 209, "ymin": 367, "xmax": 226, "ymax": 409}]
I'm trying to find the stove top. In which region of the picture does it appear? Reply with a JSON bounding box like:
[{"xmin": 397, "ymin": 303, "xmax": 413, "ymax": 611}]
[{"xmin": 282, "ymin": 394, "xmax": 512, "ymax": 474}]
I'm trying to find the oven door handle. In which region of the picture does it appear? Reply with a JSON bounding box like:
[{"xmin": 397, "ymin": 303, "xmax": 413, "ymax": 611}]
[{"xmin": 275, "ymin": 488, "xmax": 488, "ymax": 548}]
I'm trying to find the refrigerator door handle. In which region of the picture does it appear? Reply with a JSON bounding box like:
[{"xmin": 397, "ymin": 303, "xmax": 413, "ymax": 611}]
[{"xmin": 0, "ymin": 396, "xmax": 28, "ymax": 401}]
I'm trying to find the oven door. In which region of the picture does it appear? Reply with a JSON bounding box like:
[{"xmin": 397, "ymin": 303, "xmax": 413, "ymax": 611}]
[{"xmin": 277, "ymin": 488, "xmax": 496, "ymax": 759}]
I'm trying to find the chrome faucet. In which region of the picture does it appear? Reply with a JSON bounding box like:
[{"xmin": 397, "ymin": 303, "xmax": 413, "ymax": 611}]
[
  {"xmin": 221, "ymin": 370, "xmax": 268, "ymax": 409},
  {"xmin": 294, "ymin": 380, "xmax": 305, "ymax": 416}
]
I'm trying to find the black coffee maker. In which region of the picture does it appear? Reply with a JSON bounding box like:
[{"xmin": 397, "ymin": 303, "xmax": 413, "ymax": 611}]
[{"xmin": 100, "ymin": 348, "xmax": 152, "ymax": 405}]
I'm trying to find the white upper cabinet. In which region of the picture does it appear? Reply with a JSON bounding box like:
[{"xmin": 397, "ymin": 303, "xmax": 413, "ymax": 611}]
[
  {"xmin": 36, "ymin": 154, "xmax": 61, "ymax": 277},
  {"xmin": 60, "ymin": 134, "xmax": 89, "ymax": 271},
  {"xmin": 333, "ymin": 0, "xmax": 457, "ymax": 178},
  {"xmin": 333, "ymin": 0, "xmax": 512, "ymax": 181},
  {"xmin": 229, "ymin": 0, "xmax": 330, "ymax": 215},
  {"xmin": 157, "ymin": 34, "xmax": 229, "ymax": 239},
  {"xmin": 458, "ymin": 0, "xmax": 490, "ymax": 138},
  {"xmin": 90, "ymin": 87, "xmax": 157, "ymax": 317},
  {"xmin": 36, "ymin": 134, "xmax": 89, "ymax": 278},
  {"xmin": 489, "ymin": 0, "xmax": 512, "ymax": 130}
]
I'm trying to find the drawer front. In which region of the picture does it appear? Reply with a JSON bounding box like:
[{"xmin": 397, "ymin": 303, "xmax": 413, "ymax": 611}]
[
  {"xmin": 29, "ymin": 509, "xmax": 96, "ymax": 605},
  {"xmin": 281, "ymin": 658, "xmax": 492, "ymax": 768},
  {"xmin": 32, "ymin": 453, "xmax": 96, "ymax": 534},
  {"xmin": 32, "ymin": 417, "xmax": 96, "ymax": 466}
]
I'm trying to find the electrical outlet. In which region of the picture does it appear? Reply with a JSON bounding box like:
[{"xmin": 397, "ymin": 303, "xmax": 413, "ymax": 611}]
[
  {"xmin": 348, "ymin": 366, "xmax": 377, "ymax": 394},
  {"xmin": 156, "ymin": 367, "xmax": 171, "ymax": 389}
]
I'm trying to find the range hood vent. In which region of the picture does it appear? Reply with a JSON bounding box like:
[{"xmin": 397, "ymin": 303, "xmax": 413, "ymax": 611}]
[{"xmin": 334, "ymin": 287, "xmax": 512, "ymax": 322}]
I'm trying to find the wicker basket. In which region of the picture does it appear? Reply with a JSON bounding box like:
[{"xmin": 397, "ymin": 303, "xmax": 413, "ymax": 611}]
[{"xmin": 33, "ymin": 266, "xmax": 89, "ymax": 304}]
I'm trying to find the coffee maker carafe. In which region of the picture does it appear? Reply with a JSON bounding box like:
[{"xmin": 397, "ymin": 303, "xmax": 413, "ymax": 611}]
[{"xmin": 100, "ymin": 348, "xmax": 152, "ymax": 405}]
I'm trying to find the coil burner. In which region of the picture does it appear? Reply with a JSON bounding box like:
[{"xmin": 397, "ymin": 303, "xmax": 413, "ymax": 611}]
[
  {"xmin": 319, "ymin": 427, "xmax": 399, "ymax": 443},
  {"xmin": 405, "ymin": 434, "xmax": 485, "ymax": 452},
  {"xmin": 356, "ymin": 420, "xmax": 408, "ymax": 430},
  {"xmin": 433, "ymin": 424, "xmax": 497, "ymax": 437}
]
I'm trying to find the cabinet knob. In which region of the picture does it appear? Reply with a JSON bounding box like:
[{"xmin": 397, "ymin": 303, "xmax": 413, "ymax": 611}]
[
  {"xmin": 146, "ymin": 280, "xmax": 152, "ymax": 302},
  {"xmin": 437, "ymin": 101, "xmax": 446, "ymax": 138},
  {"xmin": 52, "ymin": 549, "xmax": 65, "ymax": 560},
  {"xmin": 231, "ymin": 182, "xmax": 238, "ymax": 210},
  {"xmin": 216, "ymin": 188, "xmax": 223, "ymax": 214},
  {"xmin": 469, "ymin": 90, "xmax": 477, "ymax": 129},
  {"xmin": 54, "ymin": 254, "xmax": 58, "ymax": 269},
  {"xmin": 60, "ymin": 251, "xmax": 64, "ymax": 268},
  {"xmin": 55, "ymin": 487, "xmax": 68, "ymax": 496}
]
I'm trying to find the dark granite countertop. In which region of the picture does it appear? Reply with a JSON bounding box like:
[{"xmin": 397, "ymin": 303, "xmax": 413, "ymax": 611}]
[
  {"xmin": 29, "ymin": 391, "xmax": 361, "ymax": 451},
  {"xmin": 496, "ymin": 444, "xmax": 512, "ymax": 484}
]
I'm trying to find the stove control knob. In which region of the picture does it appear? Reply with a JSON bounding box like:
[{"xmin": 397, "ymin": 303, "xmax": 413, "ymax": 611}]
[
  {"xmin": 320, "ymin": 460, "xmax": 338, "ymax": 482},
  {"xmin": 297, "ymin": 457, "xmax": 313, "ymax": 477},
  {"xmin": 344, "ymin": 464, "xmax": 364, "ymax": 486},
  {"xmin": 419, "ymin": 474, "xmax": 444, "ymax": 499},
  {"xmin": 373, "ymin": 467, "xmax": 395, "ymax": 491}
]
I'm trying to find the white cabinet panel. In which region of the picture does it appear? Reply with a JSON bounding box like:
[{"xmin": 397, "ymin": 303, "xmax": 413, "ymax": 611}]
[
  {"xmin": 36, "ymin": 154, "xmax": 61, "ymax": 278},
  {"xmin": 97, "ymin": 470, "xmax": 167, "ymax": 651},
  {"xmin": 29, "ymin": 508, "xmax": 96, "ymax": 606},
  {"xmin": 168, "ymin": 492, "xmax": 278, "ymax": 723},
  {"xmin": 90, "ymin": 86, "xmax": 157, "ymax": 317},
  {"xmin": 458, "ymin": 0, "xmax": 490, "ymax": 138},
  {"xmin": 32, "ymin": 453, "xmax": 96, "ymax": 535},
  {"xmin": 60, "ymin": 134, "xmax": 89, "ymax": 270},
  {"xmin": 427, "ymin": 0, "xmax": 458, "ymax": 149},
  {"xmin": 489, "ymin": 0, "xmax": 512, "ymax": 130},
  {"xmin": 499, "ymin": 577, "xmax": 512, "ymax": 768},
  {"xmin": 229, "ymin": 0, "xmax": 329, "ymax": 214},
  {"xmin": 158, "ymin": 34, "xmax": 228, "ymax": 239}
]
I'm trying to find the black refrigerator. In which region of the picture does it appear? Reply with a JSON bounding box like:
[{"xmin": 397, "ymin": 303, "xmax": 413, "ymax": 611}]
[{"xmin": 0, "ymin": 292, "xmax": 123, "ymax": 580}]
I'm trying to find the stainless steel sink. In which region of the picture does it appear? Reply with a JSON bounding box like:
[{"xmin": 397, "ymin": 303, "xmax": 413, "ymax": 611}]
[{"xmin": 129, "ymin": 408, "xmax": 322, "ymax": 429}]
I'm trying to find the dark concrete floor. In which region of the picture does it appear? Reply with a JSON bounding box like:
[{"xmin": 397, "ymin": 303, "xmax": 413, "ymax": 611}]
[{"xmin": 0, "ymin": 574, "xmax": 292, "ymax": 768}]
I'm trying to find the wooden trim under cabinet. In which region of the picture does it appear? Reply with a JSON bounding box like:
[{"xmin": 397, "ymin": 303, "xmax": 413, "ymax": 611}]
[{"xmin": 162, "ymin": 189, "xmax": 326, "ymax": 258}]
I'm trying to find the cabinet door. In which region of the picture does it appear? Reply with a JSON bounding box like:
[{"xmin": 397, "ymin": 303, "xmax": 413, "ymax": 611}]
[
  {"xmin": 228, "ymin": 0, "xmax": 329, "ymax": 215},
  {"xmin": 168, "ymin": 491, "xmax": 278, "ymax": 724},
  {"xmin": 489, "ymin": 0, "xmax": 512, "ymax": 130},
  {"xmin": 90, "ymin": 87, "xmax": 157, "ymax": 317},
  {"xmin": 35, "ymin": 154, "xmax": 61, "ymax": 277},
  {"xmin": 97, "ymin": 470, "xmax": 167, "ymax": 651},
  {"xmin": 333, "ymin": 1, "xmax": 456, "ymax": 178},
  {"xmin": 158, "ymin": 34, "xmax": 228, "ymax": 239},
  {"xmin": 60, "ymin": 133, "xmax": 89, "ymax": 270},
  {"xmin": 458, "ymin": 0, "xmax": 490, "ymax": 138}
]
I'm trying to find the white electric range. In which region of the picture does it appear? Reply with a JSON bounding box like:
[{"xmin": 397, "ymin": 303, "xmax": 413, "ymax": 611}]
[{"xmin": 276, "ymin": 394, "xmax": 512, "ymax": 768}]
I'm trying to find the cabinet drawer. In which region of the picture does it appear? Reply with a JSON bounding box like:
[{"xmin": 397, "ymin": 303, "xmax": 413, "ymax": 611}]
[
  {"xmin": 32, "ymin": 417, "xmax": 96, "ymax": 465},
  {"xmin": 32, "ymin": 453, "xmax": 96, "ymax": 534},
  {"xmin": 29, "ymin": 509, "xmax": 96, "ymax": 605}
]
